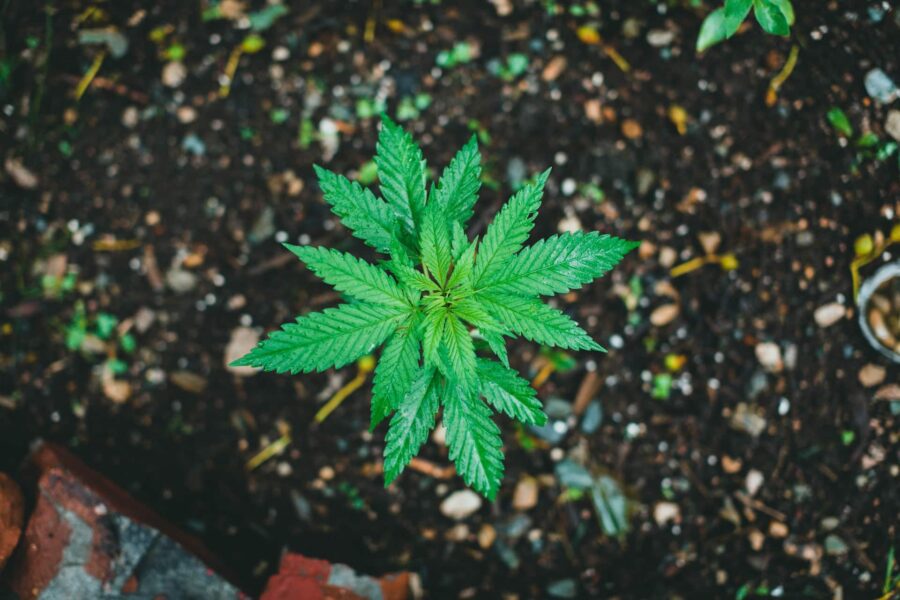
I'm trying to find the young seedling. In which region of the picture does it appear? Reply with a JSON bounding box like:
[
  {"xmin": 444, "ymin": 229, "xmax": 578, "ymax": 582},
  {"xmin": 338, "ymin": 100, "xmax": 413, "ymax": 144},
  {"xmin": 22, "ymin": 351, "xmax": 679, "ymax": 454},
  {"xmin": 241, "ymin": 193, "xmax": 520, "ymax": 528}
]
[
  {"xmin": 697, "ymin": 0, "xmax": 795, "ymax": 53},
  {"xmin": 232, "ymin": 115, "xmax": 638, "ymax": 499}
]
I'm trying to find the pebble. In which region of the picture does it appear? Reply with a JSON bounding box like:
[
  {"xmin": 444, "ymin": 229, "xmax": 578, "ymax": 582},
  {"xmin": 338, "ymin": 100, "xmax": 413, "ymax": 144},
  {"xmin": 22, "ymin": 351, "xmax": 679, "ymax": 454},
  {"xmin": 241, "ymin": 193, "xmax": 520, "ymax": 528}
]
[
  {"xmin": 4, "ymin": 158, "xmax": 38, "ymax": 189},
  {"xmin": 541, "ymin": 56, "xmax": 567, "ymax": 81},
  {"xmin": 745, "ymin": 469, "xmax": 764, "ymax": 496},
  {"xmin": 650, "ymin": 303, "xmax": 679, "ymax": 326},
  {"xmin": 730, "ymin": 403, "xmax": 767, "ymax": 437},
  {"xmin": 121, "ymin": 106, "xmax": 139, "ymax": 128},
  {"xmin": 646, "ymin": 29, "xmax": 675, "ymax": 47},
  {"xmin": 721, "ymin": 455, "xmax": 742, "ymax": 474},
  {"xmin": 886, "ymin": 110, "xmax": 900, "ymax": 142},
  {"xmin": 755, "ymin": 342, "xmax": 783, "ymax": 373},
  {"xmin": 177, "ymin": 106, "xmax": 197, "ymax": 124},
  {"xmin": 477, "ymin": 524, "xmax": 496, "ymax": 549},
  {"xmin": 554, "ymin": 460, "xmax": 593, "ymax": 489},
  {"xmin": 162, "ymin": 61, "xmax": 187, "ymax": 88},
  {"xmin": 748, "ymin": 529, "xmax": 765, "ymax": 551},
  {"xmin": 547, "ymin": 579, "xmax": 578, "ymax": 598},
  {"xmin": 165, "ymin": 267, "xmax": 198, "ymax": 294},
  {"xmin": 621, "ymin": 119, "xmax": 643, "ymax": 140},
  {"xmin": 858, "ymin": 364, "xmax": 886, "ymax": 388},
  {"xmin": 768, "ymin": 521, "xmax": 789, "ymax": 538},
  {"xmin": 653, "ymin": 501, "xmax": 680, "ymax": 525},
  {"xmin": 864, "ymin": 68, "xmax": 898, "ymax": 104},
  {"xmin": 658, "ymin": 246, "xmax": 677, "ymax": 268},
  {"xmin": 580, "ymin": 401, "xmax": 603, "ymax": 434},
  {"xmin": 824, "ymin": 534, "xmax": 848, "ymax": 556},
  {"xmin": 440, "ymin": 490, "xmax": 482, "ymax": 520},
  {"xmin": 874, "ymin": 384, "xmax": 900, "ymax": 401},
  {"xmin": 272, "ymin": 46, "xmax": 290, "ymax": 61},
  {"xmin": 225, "ymin": 327, "xmax": 260, "ymax": 376},
  {"xmin": 814, "ymin": 303, "xmax": 845, "ymax": 328},
  {"xmin": 512, "ymin": 477, "xmax": 538, "ymax": 510},
  {"xmin": 169, "ymin": 371, "xmax": 208, "ymax": 394}
]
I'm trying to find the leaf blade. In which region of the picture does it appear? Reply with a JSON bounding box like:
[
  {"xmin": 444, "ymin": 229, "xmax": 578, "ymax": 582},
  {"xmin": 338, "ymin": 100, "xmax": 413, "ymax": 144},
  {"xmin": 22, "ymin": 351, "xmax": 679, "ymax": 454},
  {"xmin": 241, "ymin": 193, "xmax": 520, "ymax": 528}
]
[
  {"xmin": 477, "ymin": 358, "xmax": 547, "ymax": 425},
  {"xmin": 383, "ymin": 367, "xmax": 441, "ymax": 484},
  {"xmin": 443, "ymin": 383, "xmax": 505, "ymax": 500},
  {"xmin": 232, "ymin": 303, "xmax": 408, "ymax": 373},
  {"xmin": 371, "ymin": 312, "xmax": 423, "ymax": 430},
  {"xmin": 375, "ymin": 114, "xmax": 427, "ymax": 231},
  {"xmin": 284, "ymin": 244, "xmax": 410, "ymax": 308},
  {"xmin": 434, "ymin": 135, "xmax": 482, "ymax": 227}
]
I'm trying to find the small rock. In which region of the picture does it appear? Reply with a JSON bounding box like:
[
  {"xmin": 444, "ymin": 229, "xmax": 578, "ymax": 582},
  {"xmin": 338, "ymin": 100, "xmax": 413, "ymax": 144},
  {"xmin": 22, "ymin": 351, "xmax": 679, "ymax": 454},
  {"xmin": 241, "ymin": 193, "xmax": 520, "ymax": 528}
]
[
  {"xmin": 730, "ymin": 403, "xmax": 767, "ymax": 437},
  {"xmin": 874, "ymin": 383, "xmax": 900, "ymax": 401},
  {"xmin": 621, "ymin": 119, "xmax": 643, "ymax": 140},
  {"xmin": 121, "ymin": 106, "xmax": 139, "ymax": 128},
  {"xmin": 225, "ymin": 327, "xmax": 260, "ymax": 376},
  {"xmin": 272, "ymin": 46, "xmax": 290, "ymax": 61},
  {"xmin": 814, "ymin": 302, "xmax": 845, "ymax": 328},
  {"xmin": 162, "ymin": 61, "xmax": 187, "ymax": 88},
  {"xmin": 864, "ymin": 68, "xmax": 898, "ymax": 104},
  {"xmin": 580, "ymin": 401, "xmax": 603, "ymax": 434},
  {"xmin": 165, "ymin": 267, "xmax": 197, "ymax": 294},
  {"xmin": 547, "ymin": 579, "xmax": 578, "ymax": 598},
  {"xmin": 102, "ymin": 377, "xmax": 132, "ymax": 404},
  {"xmin": 745, "ymin": 469, "xmax": 764, "ymax": 496},
  {"xmin": 755, "ymin": 342, "xmax": 783, "ymax": 373},
  {"xmin": 824, "ymin": 534, "xmax": 848, "ymax": 556},
  {"xmin": 886, "ymin": 110, "xmax": 900, "ymax": 142},
  {"xmin": 653, "ymin": 501, "xmax": 680, "ymax": 526},
  {"xmin": 858, "ymin": 364, "xmax": 886, "ymax": 388},
  {"xmin": 721, "ymin": 455, "xmax": 742, "ymax": 474},
  {"xmin": 477, "ymin": 524, "xmax": 496, "ymax": 549},
  {"xmin": 698, "ymin": 231, "xmax": 721, "ymax": 255},
  {"xmin": 176, "ymin": 106, "xmax": 197, "ymax": 124},
  {"xmin": 650, "ymin": 304, "xmax": 679, "ymax": 326},
  {"xmin": 646, "ymin": 29, "xmax": 675, "ymax": 47},
  {"xmin": 541, "ymin": 56, "xmax": 567, "ymax": 81},
  {"xmin": 748, "ymin": 528, "xmax": 765, "ymax": 551},
  {"xmin": 512, "ymin": 477, "xmax": 538, "ymax": 511},
  {"xmin": 440, "ymin": 490, "xmax": 482, "ymax": 520},
  {"xmin": 0, "ymin": 472, "xmax": 24, "ymax": 570},
  {"xmin": 4, "ymin": 158, "xmax": 38, "ymax": 189},
  {"xmin": 169, "ymin": 371, "xmax": 208, "ymax": 394},
  {"xmin": 134, "ymin": 307, "xmax": 156, "ymax": 334},
  {"xmin": 445, "ymin": 523, "xmax": 469, "ymax": 542},
  {"xmin": 658, "ymin": 246, "xmax": 677, "ymax": 268},
  {"xmin": 820, "ymin": 516, "xmax": 840, "ymax": 531},
  {"xmin": 768, "ymin": 521, "xmax": 789, "ymax": 538},
  {"xmin": 554, "ymin": 460, "xmax": 593, "ymax": 489}
]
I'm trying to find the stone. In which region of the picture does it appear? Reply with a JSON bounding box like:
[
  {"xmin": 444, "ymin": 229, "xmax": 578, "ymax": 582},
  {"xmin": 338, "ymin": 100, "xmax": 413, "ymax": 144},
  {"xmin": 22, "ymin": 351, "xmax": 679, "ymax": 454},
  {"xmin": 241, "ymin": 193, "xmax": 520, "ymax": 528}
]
[
  {"xmin": 650, "ymin": 304, "xmax": 679, "ymax": 326},
  {"xmin": 440, "ymin": 490, "xmax": 482, "ymax": 520},
  {"xmin": 646, "ymin": 29, "xmax": 675, "ymax": 47},
  {"xmin": 4, "ymin": 158, "xmax": 38, "ymax": 189},
  {"xmin": 224, "ymin": 327, "xmax": 260, "ymax": 376},
  {"xmin": 814, "ymin": 303, "xmax": 845, "ymax": 328},
  {"xmin": 161, "ymin": 61, "xmax": 187, "ymax": 88},
  {"xmin": 858, "ymin": 364, "xmax": 886, "ymax": 388},
  {"xmin": 621, "ymin": 119, "xmax": 643, "ymax": 139},
  {"xmin": 745, "ymin": 469, "xmax": 764, "ymax": 496},
  {"xmin": 653, "ymin": 501, "xmax": 680, "ymax": 526},
  {"xmin": 824, "ymin": 534, "xmax": 848, "ymax": 556},
  {"xmin": 541, "ymin": 56, "xmax": 567, "ymax": 81},
  {"xmin": 512, "ymin": 477, "xmax": 538, "ymax": 511},
  {"xmin": 755, "ymin": 342, "xmax": 783, "ymax": 373},
  {"xmin": 886, "ymin": 110, "xmax": 900, "ymax": 142},
  {"xmin": 169, "ymin": 371, "xmax": 208, "ymax": 394},
  {"xmin": 165, "ymin": 267, "xmax": 197, "ymax": 294},
  {"xmin": 547, "ymin": 578, "xmax": 578, "ymax": 598},
  {"xmin": 260, "ymin": 553, "xmax": 409, "ymax": 600},
  {"xmin": 864, "ymin": 68, "xmax": 898, "ymax": 104},
  {"xmin": 1, "ymin": 442, "xmax": 242, "ymax": 598},
  {"xmin": 477, "ymin": 524, "xmax": 496, "ymax": 549},
  {"xmin": 0, "ymin": 473, "xmax": 24, "ymax": 571}
]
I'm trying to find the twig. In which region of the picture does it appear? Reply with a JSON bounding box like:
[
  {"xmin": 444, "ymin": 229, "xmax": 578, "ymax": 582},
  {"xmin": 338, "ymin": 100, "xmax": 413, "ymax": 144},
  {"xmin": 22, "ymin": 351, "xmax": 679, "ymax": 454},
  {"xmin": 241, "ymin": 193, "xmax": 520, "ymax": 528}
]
[
  {"xmin": 246, "ymin": 421, "xmax": 291, "ymax": 471},
  {"xmin": 75, "ymin": 49, "xmax": 106, "ymax": 100},
  {"xmin": 313, "ymin": 356, "xmax": 375, "ymax": 424},
  {"xmin": 765, "ymin": 45, "xmax": 799, "ymax": 107}
]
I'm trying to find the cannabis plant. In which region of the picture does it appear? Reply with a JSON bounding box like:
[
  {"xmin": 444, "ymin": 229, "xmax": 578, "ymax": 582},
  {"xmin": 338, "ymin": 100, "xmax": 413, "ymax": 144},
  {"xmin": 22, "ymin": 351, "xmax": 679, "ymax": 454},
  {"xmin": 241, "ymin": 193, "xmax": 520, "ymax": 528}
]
[
  {"xmin": 697, "ymin": 0, "xmax": 795, "ymax": 52},
  {"xmin": 233, "ymin": 115, "xmax": 637, "ymax": 499}
]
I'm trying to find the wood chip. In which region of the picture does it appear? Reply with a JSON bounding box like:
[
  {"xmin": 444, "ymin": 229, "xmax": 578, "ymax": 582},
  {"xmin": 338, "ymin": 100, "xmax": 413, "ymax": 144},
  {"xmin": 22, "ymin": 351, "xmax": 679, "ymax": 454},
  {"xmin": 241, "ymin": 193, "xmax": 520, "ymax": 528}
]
[{"xmin": 650, "ymin": 304, "xmax": 679, "ymax": 326}]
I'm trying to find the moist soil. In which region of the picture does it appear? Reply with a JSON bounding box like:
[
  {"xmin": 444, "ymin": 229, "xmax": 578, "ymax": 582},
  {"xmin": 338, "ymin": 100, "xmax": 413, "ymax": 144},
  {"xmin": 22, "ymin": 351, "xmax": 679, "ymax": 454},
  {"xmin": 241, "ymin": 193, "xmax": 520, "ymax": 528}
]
[{"xmin": 2, "ymin": 0, "xmax": 899, "ymax": 597}]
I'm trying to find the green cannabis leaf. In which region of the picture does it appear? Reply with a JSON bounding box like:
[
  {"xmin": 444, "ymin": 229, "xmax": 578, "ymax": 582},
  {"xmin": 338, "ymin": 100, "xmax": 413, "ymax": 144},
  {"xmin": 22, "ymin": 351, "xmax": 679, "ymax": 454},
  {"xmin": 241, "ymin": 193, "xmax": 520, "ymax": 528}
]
[{"xmin": 233, "ymin": 114, "xmax": 638, "ymax": 499}]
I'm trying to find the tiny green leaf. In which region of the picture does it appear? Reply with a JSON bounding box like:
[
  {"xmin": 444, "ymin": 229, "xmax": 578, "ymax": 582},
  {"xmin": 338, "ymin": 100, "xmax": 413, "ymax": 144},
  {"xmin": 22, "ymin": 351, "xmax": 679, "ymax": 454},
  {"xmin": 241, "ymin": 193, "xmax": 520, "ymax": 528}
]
[
  {"xmin": 827, "ymin": 107, "xmax": 853, "ymax": 137},
  {"xmin": 753, "ymin": 0, "xmax": 790, "ymax": 36},
  {"xmin": 697, "ymin": 8, "xmax": 729, "ymax": 52}
]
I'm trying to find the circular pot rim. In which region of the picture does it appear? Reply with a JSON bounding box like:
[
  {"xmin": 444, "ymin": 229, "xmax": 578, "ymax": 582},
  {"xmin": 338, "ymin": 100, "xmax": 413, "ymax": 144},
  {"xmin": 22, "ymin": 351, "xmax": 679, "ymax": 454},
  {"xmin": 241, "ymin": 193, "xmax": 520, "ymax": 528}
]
[{"xmin": 857, "ymin": 260, "xmax": 900, "ymax": 363}]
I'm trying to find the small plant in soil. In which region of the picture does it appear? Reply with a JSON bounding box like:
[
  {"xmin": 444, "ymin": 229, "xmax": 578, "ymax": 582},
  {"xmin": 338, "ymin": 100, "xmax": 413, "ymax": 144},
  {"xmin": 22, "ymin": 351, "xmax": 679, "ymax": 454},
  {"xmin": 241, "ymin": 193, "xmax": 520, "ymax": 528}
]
[
  {"xmin": 233, "ymin": 115, "xmax": 638, "ymax": 499},
  {"xmin": 697, "ymin": 0, "xmax": 795, "ymax": 52}
]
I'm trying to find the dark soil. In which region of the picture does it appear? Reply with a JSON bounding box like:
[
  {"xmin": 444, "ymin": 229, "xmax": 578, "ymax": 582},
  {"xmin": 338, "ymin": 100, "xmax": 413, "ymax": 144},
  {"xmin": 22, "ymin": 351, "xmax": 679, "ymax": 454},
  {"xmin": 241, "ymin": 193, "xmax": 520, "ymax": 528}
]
[{"xmin": 2, "ymin": 0, "xmax": 899, "ymax": 597}]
